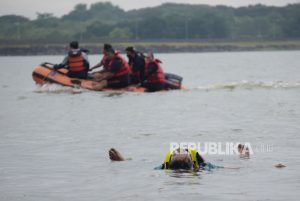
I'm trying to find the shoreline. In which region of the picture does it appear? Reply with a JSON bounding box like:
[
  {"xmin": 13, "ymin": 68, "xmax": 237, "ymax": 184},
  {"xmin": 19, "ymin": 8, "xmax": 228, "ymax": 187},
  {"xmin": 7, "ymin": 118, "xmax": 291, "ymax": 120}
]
[{"xmin": 1, "ymin": 40, "xmax": 300, "ymax": 56}]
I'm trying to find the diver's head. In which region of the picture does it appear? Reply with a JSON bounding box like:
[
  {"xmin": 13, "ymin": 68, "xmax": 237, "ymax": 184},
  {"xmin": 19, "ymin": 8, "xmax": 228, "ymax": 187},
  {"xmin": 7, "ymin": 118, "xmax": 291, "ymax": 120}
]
[{"xmin": 169, "ymin": 149, "xmax": 193, "ymax": 170}]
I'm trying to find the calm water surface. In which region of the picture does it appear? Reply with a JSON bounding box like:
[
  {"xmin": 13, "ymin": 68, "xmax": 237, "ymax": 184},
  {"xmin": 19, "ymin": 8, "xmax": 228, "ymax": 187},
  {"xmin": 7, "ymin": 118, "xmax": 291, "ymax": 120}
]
[{"xmin": 0, "ymin": 51, "xmax": 299, "ymax": 201}]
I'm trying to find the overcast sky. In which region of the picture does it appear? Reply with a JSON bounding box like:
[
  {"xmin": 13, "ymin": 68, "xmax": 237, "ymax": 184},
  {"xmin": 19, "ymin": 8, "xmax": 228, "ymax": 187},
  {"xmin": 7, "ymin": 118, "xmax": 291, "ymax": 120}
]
[{"xmin": 1, "ymin": 0, "xmax": 299, "ymax": 19}]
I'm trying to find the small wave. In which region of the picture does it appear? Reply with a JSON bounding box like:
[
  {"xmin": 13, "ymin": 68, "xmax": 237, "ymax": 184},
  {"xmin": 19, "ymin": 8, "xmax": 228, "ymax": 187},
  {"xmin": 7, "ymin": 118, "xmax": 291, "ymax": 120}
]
[
  {"xmin": 102, "ymin": 91, "xmax": 124, "ymax": 97},
  {"xmin": 196, "ymin": 81, "xmax": 300, "ymax": 91},
  {"xmin": 33, "ymin": 84, "xmax": 83, "ymax": 94}
]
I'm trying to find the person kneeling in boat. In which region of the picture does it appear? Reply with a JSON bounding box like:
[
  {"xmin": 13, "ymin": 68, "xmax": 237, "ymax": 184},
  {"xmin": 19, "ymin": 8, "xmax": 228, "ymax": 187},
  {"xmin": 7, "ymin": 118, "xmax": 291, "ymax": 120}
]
[
  {"xmin": 89, "ymin": 43, "xmax": 112, "ymax": 74},
  {"xmin": 92, "ymin": 47, "xmax": 131, "ymax": 90},
  {"xmin": 125, "ymin": 46, "xmax": 146, "ymax": 85},
  {"xmin": 53, "ymin": 41, "xmax": 89, "ymax": 79},
  {"xmin": 109, "ymin": 148, "xmax": 225, "ymax": 171},
  {"xmin": 142, "ymin": 53, "xmax": 165, "ymax": 92}
]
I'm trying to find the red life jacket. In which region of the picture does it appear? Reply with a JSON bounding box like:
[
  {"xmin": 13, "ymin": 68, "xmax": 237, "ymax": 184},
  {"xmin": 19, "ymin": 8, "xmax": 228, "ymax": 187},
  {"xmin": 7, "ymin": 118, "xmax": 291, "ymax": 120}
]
[
  {"xmin": 145, "ymin": 59, "xmax": 165, "ymax": 84},
  {"xmin": 68, "ymin": 52, "xmax": 86, "ymax": 72},
  {"xmin": 105, "ymin": 52, "xmax": 131, "ymax": 77},
  {"xmin": 100, "ymin": 55, "xmax": 110, "ymax": 69},
  {"xmin": 100, "ymin": 50, "xmax": 121, "ymax": 69}
]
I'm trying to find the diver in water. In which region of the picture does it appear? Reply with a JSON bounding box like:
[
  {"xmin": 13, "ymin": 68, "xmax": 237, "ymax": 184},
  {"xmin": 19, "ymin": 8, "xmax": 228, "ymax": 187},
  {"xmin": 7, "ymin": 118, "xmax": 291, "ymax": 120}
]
[
  {"xmin": 108, "ymin": 148, "xmax": 240, "ymax": 171},
  {"xmin": 53, "ymin": 41, "xmax": 90, "ymax": 79}
]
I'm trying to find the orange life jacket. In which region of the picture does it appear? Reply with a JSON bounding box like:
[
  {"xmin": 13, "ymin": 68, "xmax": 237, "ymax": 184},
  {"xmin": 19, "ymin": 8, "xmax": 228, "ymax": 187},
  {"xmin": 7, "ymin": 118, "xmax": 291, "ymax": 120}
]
[
  {"xmin": 68, "ymin": 52, "xmax": 86, "ymax": 72},
  {"xmin": 145, "ymin": 59, "xmax": 165, "ymax": 84}
]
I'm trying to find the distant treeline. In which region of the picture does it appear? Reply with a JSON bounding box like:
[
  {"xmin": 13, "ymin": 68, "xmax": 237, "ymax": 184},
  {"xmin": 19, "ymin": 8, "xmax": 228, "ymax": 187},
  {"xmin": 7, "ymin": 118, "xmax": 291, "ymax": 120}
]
[{"xmin": 0, "ymin": 2, "xmax": 300, "ymax": 44}]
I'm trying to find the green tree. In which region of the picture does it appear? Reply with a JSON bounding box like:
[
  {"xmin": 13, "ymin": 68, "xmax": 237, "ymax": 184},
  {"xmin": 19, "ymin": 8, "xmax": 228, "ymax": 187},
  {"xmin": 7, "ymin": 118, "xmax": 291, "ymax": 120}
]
[
  {"xmin": 1, "ymin": 3, "xmax": 300, "ymax": 43},
  {"xmin": 62, "ymin": 4, "xmax": 89, "ymax": 21},
  {"xmin": 139, "ymin": 16, "xmax": 168, "ymax": 39},
  {"xmin": 109, "ymin": 27, "xmax": 132, "ymax": 39},
  {"xmin": 85, "ymin": 21, "xmax": 113, "ymax": 39}
]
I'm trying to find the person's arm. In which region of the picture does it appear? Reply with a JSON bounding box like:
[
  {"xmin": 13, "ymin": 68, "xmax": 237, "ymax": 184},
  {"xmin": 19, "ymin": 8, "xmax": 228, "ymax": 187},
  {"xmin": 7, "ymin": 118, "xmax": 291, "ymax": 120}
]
[
  {"xmin": 195, "ymin": 153, "xmax": 225, "ymax": 170},
  {"xmin": 108, "ymin": 148, "xmax": 132, "ymax": 161},
  {"xmin": 90, "ymin": 62, "xmax": 103, "ymax": 71},
  {"xmin": 196, "ymin": 152, "xmax": 206, "ymax": 166},
  {"xmin": 96, "ymin": 59, "xmax": 121, "ymax": 81},
  {"xmin": 154, "ymin": 164, "xmax": 164, "ymax": 170},
  {"xmin": 196, "ymin": 152, "xmax": 239, "ymax": 170},
  {"xmin": 84, "ymin": 60, "xmax": 90, "ymax": 71},
  {"xmin": 53, "ymin": 55, "xmax": 68, "ymax": 70},
  {"xmin": 109, "ymin": 148, "xmax": 125, "ymax": 161},
  {"xmin": 127, "ymin": 56, "xmax": 133, "ymax": 65},
  {"xmin": 90, "ymin": 56, "xmax": 106, "ymax": 71},
  {"xmin": 82, "ymin": 52, "xmax": 90, "ymax": 71}
]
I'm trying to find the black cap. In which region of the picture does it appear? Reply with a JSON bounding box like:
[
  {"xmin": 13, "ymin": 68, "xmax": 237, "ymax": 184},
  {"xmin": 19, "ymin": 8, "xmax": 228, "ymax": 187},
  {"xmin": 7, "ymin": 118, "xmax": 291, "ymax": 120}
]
[
  {"xmin": 125, "ymin": 46, "xmax": 135, "ymax": 53},
  {"xmin": 70, "ymin": 41, "xmax": 79, "ymax": 49}
]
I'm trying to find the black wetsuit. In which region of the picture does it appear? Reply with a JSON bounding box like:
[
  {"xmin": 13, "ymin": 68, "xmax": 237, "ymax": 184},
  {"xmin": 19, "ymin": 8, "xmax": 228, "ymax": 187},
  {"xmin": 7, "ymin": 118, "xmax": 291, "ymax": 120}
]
[{"xmin": 128, "ymin": 52, "xmax": 145, "ymax": 84}]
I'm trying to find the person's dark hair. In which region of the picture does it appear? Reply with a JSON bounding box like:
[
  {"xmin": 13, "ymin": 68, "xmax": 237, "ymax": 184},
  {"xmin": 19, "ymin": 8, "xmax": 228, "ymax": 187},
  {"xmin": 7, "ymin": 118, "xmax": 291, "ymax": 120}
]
[
  {"xmin": 125, "ymin": 46, "xmax": 135, "ymax": 53},
  {"xmin": 105, "ymin": 48, "xmax": 115, "ymax": 54},
  {"xmin": 103, "ymin": 43, "xmax": 113, "ymax": 51},
  {"xmin": 169, "ymin": 157, "xmax": 193, "ymax": 170},
  {"xmin": 70, "ymin": 41, "xmax": 79, "ymax": 49}
]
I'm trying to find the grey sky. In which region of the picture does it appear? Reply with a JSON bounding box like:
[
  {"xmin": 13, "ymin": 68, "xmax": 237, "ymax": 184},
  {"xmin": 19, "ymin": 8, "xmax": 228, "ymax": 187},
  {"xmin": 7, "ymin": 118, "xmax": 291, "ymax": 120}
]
[{"xmin": 1, "ymin": 0, "xmax": 299, "ymax": 19}]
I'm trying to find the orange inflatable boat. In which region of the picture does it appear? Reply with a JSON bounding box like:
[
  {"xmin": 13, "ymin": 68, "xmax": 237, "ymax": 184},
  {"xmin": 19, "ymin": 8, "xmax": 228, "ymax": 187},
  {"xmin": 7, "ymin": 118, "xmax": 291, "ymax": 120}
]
[{"xmin": 32, "ymin": 63, "xmax": 184, "ymax": 92}]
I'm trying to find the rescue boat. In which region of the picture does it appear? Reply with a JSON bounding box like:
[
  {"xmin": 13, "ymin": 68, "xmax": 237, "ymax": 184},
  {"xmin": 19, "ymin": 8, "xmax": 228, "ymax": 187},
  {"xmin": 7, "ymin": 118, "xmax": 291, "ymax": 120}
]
[{"xmin": 32, "ymin": 63, "xmax": 183, "ymax": 92}]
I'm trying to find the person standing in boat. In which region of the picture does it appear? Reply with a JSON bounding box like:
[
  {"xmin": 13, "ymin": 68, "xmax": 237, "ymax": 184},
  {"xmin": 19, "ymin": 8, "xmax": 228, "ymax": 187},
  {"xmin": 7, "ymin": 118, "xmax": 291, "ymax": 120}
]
[
  {"xmin": 92, "ymin": 46, "xmax": 131, "ymax": 90},
  {"xmin": 143, "ymin": 52, "xmax": 165, "ymax": 92},
  {"xmin": 53, "ymin": 41, "xmax": 89, "ymax": 79},
  {"xmin": 125, "ymin": 46, "xmax": 146, "ymax": 85}
]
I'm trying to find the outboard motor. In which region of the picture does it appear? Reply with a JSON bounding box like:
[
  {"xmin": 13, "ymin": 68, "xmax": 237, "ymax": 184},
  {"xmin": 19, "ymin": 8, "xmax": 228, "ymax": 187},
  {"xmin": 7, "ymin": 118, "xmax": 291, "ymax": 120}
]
[{"xmin": 164, "ymin": 73, "xmax": 183, "ymax": 90}]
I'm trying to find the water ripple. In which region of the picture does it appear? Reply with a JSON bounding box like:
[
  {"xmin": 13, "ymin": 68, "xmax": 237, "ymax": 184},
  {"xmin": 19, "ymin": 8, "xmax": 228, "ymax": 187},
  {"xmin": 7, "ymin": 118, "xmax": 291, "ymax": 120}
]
[{"xmin": 196, "ymin": 80, "xmax": 300, "ymax": 91}]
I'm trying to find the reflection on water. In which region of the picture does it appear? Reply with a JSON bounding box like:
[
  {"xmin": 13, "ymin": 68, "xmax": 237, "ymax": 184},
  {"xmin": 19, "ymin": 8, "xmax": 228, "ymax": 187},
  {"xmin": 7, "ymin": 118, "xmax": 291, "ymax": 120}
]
[
  {"xmin": 162, "ymin": 170, "xmax": 203, "ymax": 186},
  {"xmin": 167, "ymin": 169, "xmax": 201, "ymax": 177},
  {"xmin": 102, "ymin": 91, "xmax": 125, "ymax": 97}
]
